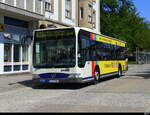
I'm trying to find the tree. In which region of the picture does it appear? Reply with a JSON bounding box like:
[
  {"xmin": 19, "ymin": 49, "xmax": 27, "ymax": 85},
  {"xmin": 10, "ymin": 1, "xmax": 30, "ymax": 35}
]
[{"xmin": 100, "ymin": 0, "xmax": 150, "ymax": 52}]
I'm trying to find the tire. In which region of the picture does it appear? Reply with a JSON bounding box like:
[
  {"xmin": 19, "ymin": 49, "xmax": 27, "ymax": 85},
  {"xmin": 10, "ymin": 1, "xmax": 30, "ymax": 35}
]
[
  {"xmin": 92, "ymin": 68, "xmax": 100, "ymax": 84},
  {"xmin": 117, "ymin": 65, "xmax": 122, "ymax": 78}
]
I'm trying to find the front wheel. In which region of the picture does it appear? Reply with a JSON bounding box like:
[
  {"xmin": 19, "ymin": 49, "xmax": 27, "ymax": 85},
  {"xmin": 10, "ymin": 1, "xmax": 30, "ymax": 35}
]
[{"xmin": 92, "ymin": 69, "xmax": 100, "ymax": 84}]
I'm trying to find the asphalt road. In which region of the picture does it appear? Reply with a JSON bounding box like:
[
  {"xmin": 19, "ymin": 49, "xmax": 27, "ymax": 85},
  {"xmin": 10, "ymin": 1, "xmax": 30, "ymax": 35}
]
[{"xmin": 0, "ymin": 64, "xmax": 150, "ymax": 112}]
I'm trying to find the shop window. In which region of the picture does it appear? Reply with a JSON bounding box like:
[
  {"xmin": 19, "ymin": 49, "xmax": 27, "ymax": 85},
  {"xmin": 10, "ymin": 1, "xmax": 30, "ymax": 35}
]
[
  {"xmin": 22, "ymin": 65, "xmax": 28, "ymax": 70},
  {"xmin": 22, "ymin": 45, "xmax": 29, "ymax": 62},
  {"xmin": 14, "ymin": 65, "xmax": 21, "ymax": 71},
  {"xmin": 4, "ymin": 44, "xmax": 12, "ymax": 62},
  {"xmin": 14, "ymin": 45, "xmax": 21, "ymax": 62},
  {"xmin": 12, "ymin": 34, "xmax": 20, "ymax": 42},
  {"xmin": 4, "ymin": 66, "xmax": 12, "ymax": 72}
]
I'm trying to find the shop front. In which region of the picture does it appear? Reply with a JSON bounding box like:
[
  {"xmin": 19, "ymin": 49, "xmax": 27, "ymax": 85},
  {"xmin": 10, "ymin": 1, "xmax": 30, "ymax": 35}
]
[{"xmin": 0, "ymin": 16, "xmax": 32, "ymax": 74}]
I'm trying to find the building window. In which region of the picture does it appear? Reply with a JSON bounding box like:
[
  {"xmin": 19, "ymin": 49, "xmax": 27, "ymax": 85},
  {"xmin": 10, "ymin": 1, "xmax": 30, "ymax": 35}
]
[
  {"xmin": 88, "ymin": 4, "xmax": 93, "ymax": 23},
  {"xmin": 4, "ymin": 44, "xmax": 12, "ymax": 62},
  {"xmin": 45, "ymin": 2, "xmax": 51, "ymax": 11},
  {"xmin": 45, "ymin": 0, "xmax": 53, "ymax": 13},
  {"xmin": 80, "ymin": 7, "xmax": 84, "ymax": 20},
  {"xmin": 65, "ymin": 0, "xmax": 71, "ymax": 18},
  {"xmin": 93, "ymin": 10, "xmax": 96, "ymax": 28}
]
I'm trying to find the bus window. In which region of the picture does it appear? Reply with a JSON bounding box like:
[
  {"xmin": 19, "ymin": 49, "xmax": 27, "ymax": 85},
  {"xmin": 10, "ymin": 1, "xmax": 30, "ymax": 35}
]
[{"xmin": 33, "ymin": 28, "xmax": 76, "ymax": 68}]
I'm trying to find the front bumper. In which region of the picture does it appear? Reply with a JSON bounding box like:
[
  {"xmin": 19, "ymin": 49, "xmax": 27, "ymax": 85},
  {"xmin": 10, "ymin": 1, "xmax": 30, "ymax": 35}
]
[{"xmin": 32, "ymin": 77, "xmax": 83, "ymax": 84}]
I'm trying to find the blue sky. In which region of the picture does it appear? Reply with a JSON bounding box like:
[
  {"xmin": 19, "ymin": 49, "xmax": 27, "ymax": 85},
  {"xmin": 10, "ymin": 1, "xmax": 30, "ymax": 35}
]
[{"xmin": 133, "ymin": 0, "xmax": 150, "ymax": 21}]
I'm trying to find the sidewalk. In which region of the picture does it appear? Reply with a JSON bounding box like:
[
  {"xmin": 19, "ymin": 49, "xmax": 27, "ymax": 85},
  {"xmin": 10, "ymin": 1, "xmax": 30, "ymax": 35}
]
[
  {"xmin": 0, "ymin": 64, "xmax": 148, "ymax": 93},
  {"xmin": 0, "ymin": 73, "xmax": 33, "ymax": 93},
  {"xmin": 0, "ymin": 64, "xmax": 137, "ymax": 90}
]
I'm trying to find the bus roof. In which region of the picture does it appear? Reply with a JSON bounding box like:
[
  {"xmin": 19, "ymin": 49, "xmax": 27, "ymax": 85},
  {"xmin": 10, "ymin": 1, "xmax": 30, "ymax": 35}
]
[{"xmin": 34, "ymin": 27, "xmax": 127, "ymax": 44}]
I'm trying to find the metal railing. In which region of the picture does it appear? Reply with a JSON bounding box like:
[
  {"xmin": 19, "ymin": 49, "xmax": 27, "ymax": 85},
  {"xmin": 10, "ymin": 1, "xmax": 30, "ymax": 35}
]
[{"xmin": 136, "ymin": 48, "xmax": 150, "ymax": 64}]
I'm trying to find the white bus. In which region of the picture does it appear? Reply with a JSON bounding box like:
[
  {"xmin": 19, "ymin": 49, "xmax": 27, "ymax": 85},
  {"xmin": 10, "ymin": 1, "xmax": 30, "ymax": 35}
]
[{"xmin": 32, "ymin": 27, "xmax": 128, "ymax": 85}]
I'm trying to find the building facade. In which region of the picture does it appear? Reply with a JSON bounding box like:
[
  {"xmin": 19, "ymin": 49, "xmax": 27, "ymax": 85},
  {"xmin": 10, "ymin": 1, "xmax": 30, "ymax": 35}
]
[
  {"xmin": 0, "ymin": 0, "xmax": 44, "ymax": 74},
  {"xmin": 39, "ymin": 0, "xmax": 78, "ymax": 28},
  {"xmin": 0, "ymin": 0, "xmax": 100, "ymax": 75},
  {"xmin": 40, "ymin": 0, "xmax": 100, "ymax": 32},
  {"xmin": 79, "ymin": 0, "xmax": 100, "ymax": 32}
]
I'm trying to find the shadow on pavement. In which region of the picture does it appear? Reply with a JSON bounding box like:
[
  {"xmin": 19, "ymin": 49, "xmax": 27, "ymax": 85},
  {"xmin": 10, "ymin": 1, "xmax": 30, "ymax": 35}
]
[
  {"xmin": 17, "ymin": 80, "xmax": 91, "ymax": 90},
  {"xmin": 16, "ymin": 80, "xmax": 34, "ymax": 87},
  {"xmin": 17, "ymin": 76, "xmax": 118, "ymax": 90},
  {"xmin": 131, "ymin": 74, "xmax": 150, "ymax": 79}
]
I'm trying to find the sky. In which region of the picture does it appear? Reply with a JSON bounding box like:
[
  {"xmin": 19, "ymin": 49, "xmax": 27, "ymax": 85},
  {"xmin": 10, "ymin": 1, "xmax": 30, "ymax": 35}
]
[{"xmin": 133, "ymin": 0, "xmax": 150, "ymax": 21}]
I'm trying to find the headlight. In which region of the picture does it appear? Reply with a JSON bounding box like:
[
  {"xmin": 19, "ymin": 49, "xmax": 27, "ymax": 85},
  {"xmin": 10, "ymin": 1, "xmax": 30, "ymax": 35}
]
[{"xmin": 69, "ymin": 74, "xmax": 81, "ymax": 78}]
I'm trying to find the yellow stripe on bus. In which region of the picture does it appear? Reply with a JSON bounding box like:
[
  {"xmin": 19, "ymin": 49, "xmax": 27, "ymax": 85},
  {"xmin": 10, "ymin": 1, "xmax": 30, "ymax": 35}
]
[{"xmin": 96, "ymin": 35, "xmax": 126, "ymax": 47}]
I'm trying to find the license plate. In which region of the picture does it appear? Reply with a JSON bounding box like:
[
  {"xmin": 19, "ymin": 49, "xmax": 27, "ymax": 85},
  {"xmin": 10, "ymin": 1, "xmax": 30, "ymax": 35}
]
[
  {"xmin": 40, "ymin": 80, "xmax": 46, "ymax": 83},
  {"xmin": 48, "ymin": 80, "xmax": 59, "ymax": 83}
]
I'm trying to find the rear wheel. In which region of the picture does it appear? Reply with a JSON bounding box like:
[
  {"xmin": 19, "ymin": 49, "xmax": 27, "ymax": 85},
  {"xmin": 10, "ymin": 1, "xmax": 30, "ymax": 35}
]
[{"xmin": 117, "ymin": 65, "xmax": 122, "ymax": 78}]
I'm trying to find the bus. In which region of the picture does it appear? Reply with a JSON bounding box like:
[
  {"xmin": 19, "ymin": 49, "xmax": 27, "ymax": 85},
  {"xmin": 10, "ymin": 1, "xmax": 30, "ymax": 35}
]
[{"xmin": 32, "ymin": 27, "xmax": 128, "ymax": 85}]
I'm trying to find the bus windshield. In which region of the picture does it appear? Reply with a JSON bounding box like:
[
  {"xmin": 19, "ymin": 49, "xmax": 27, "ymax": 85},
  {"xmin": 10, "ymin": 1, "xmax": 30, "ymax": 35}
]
[{"xmin": 33, "ymin": 28, "xmax": 76, "ymax": 68}]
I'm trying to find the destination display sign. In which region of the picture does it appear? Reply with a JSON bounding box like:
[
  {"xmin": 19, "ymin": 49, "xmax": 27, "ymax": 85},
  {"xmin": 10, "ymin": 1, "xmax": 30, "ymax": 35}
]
[
  {"xmin": 96, "ymin": 35, "xmax": 126, "ymax": 47},
  {"xmin": 35, "ymin": 28, "xmax": 75, "ymax": 39}
]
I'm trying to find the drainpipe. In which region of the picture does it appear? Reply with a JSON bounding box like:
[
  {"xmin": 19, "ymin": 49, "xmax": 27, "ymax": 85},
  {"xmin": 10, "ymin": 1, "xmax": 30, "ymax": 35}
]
[{"xmin": 96, "ymin": 0, "xmax": 100, "ymax": 33}]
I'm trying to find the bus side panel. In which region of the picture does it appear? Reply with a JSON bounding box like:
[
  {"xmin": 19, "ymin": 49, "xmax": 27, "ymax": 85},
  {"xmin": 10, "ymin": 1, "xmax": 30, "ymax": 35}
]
[
  {"xmin": 98, "ymin": 60, "xmax": 126, "ymax": 76},
  {"xmin": 92, "ymin": 61, "xmax": 96, "ymax": 76},
  {"xmin": 98, "ymin": 61, "xmax": 118, "ymax": 76},
  {"xmin": 79, "ymin": 61, "xmax": 94, "ymax": 82}
]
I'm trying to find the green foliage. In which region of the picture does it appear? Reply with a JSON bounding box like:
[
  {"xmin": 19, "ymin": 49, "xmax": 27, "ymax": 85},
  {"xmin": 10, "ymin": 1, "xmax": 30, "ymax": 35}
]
[{"xmin": 100, "ymin": 0, "xmax": 150, "ymax": 52}]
